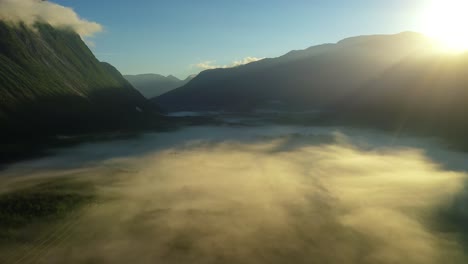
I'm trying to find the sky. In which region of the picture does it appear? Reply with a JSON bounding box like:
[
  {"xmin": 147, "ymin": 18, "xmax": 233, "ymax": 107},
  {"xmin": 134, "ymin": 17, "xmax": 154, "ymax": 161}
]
[{"xmin": 52, "ymin": 0, "xmax": 432, "ymax": 79}]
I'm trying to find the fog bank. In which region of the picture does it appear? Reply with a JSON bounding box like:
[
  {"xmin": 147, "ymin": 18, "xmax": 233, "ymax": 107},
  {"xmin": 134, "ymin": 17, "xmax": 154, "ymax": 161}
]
[{"xmin": 1, "ymin": 126, "xmax": 467, "ymax": 263}]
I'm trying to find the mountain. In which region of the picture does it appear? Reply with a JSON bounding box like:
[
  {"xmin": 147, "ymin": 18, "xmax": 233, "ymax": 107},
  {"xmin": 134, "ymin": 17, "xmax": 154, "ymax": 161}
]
[
  {"xmin": 124, "ymin": 73, "xmax": 194, "ymax": 98},
  {"xmin": 331, "ymin": 48, "xmax": 468, "ymax": 145},
  {"xmin": 0, "ymin": 21, "xmax": 157, "ymax": 138},
  {"xmin": 155, "ymin": 32, "xmax": 468, "ymax": 148},
  {"xmin": 156, "ymin": 32, "xmax": 439, "ymax": 112}
]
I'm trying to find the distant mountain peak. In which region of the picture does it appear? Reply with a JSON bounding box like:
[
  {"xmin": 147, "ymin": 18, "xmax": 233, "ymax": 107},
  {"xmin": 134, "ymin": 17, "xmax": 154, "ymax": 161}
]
[
  {"xmin": 124, "ymin": 73, "xmax": 192, "ymax": 99},
  {"xmin": 166, "ymin": 75, "xmax": 181, "ymax": 81}
]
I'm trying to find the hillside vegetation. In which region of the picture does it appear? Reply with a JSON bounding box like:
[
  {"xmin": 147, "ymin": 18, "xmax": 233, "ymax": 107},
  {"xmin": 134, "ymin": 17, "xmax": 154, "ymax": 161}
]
[{"xmin": 0, "ymin": 21, "xmax": 157, "ymax": 138}]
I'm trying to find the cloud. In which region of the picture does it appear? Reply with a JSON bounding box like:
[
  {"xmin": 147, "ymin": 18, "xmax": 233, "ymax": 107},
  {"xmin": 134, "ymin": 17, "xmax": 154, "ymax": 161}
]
[
  {"xmin": 195, "ymin": 56, "xmax": 264, "ymax": 70},
  {"xmin": 231, "ymin": 56, "xmax": 264, "ymax": 67},
  {"xmin": 195, "ymin": 60, "xmax": 219, "ymax": 70},
  {"xmin": 0, "ymin": 0, "xmax": 103, "ymax": 37}
]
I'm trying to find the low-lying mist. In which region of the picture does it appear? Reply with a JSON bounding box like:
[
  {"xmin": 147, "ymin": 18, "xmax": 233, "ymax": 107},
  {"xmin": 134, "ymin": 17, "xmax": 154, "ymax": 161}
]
[{"xmin": 1, "ymin": 126, "xmax": 468, "ymax": 264}]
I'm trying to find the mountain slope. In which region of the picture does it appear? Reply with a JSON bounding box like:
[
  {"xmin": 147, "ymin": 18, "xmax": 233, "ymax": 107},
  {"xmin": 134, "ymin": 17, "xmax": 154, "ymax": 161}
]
[
  {"xmin": 124, "ymin": 73, "xmax": 193, "ymax": 98},
  {"xmin": 331, "ymin": 51, "xmax": 468, "ymax": 143},
  {"xmin": 156, "ymin": 32, "xmax": 437, "ymax": 111},
  {"xmin": 155, "ymin": 32, "xmax": 468, "ymax": 148},
  {"xmin": 0, "ymin": 21, "xmax": 156, "ymax": 137}
]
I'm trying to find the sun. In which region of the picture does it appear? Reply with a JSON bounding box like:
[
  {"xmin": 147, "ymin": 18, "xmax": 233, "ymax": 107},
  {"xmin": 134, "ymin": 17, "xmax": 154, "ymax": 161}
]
[{"xmin": 421, "ymin": 0, "xmax": 468, "ymax": 52}]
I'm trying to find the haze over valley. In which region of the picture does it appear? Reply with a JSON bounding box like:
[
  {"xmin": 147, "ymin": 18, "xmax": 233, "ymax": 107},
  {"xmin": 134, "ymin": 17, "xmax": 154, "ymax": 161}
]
[
  {"xmin": 2, "ymin": 125, "xmax": 468, "ymax": 263},
  {"xmin": 1, "ymin": 0, "xmax": 468, "ymax": 263}
]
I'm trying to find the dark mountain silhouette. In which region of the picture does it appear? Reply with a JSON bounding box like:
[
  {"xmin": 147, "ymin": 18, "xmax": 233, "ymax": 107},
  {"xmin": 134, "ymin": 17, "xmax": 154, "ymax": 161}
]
[
  {"xmin": 124, "ymin": 73, "xmax": 194, "ymax": 98},
  {"xmin": 156, "ymin": 32, "xmax": 468, "ymax": 148},
  {"xmin": 331, "ymin": 50, "xmax": 468, "ymax": 147},
  {"xmin": 0, "ymin": 21, "xmax": 159, "ymax": 139},
  {"xmin": 156, "ymin": 32, "xmax": 438, "ymax": 111}
]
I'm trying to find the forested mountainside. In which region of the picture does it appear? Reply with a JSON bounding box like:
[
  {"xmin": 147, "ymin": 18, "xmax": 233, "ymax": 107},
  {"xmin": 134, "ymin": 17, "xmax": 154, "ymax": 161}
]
[{"xmin": 0, "ymin": 21, "xmax": 158, "ymax": 138}]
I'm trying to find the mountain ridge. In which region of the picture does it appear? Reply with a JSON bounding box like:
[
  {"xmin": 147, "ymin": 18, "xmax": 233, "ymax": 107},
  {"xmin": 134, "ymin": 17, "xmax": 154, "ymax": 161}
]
[
  {"xmin": 156, "ymin": 32, "xmax": 435, "ymax": 111},
  {"xmin": 124, "ymin": 73, "xmax": 194, "ymax": 99},
  {"xmin": 155, "ymin": 31, "xmax": 468, "ymax": 148},
  {"xmin": 0, "ymin": 21, "xmax": 157, "ymax": 138}
]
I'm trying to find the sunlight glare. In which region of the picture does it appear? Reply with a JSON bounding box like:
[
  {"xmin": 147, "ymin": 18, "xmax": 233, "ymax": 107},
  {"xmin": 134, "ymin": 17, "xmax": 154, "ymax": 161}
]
[{"xmin": 422, "ymin": 0, "xmax": 468, "ymax": 52}]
